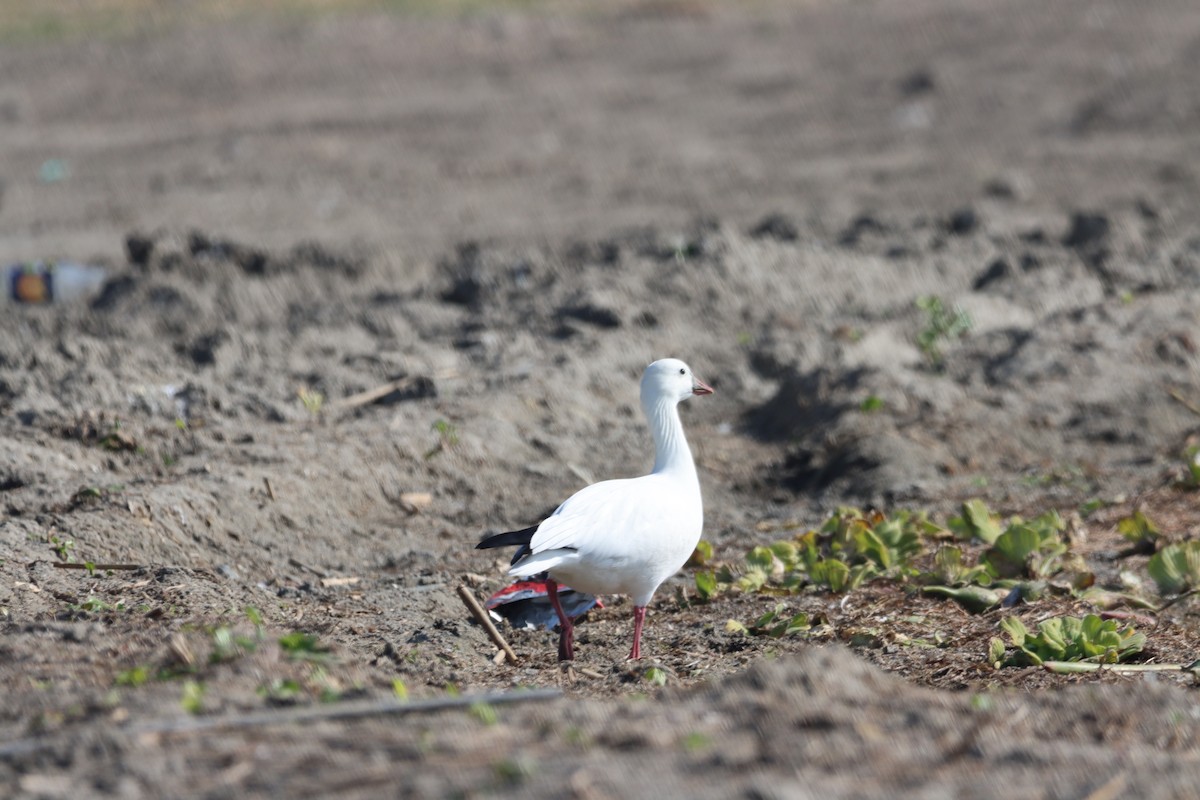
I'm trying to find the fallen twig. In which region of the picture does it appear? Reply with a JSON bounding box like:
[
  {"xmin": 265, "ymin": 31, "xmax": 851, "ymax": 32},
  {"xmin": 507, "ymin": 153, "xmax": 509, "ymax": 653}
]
[
  {"xmin": 52, "ymin": 562, "xmax": 143, "ymax": 571},
  {"xmin": 1156, "ymin": 588, "xmax": 1200, "ymax": 612},
  {"xmin": 1042, "ymin": 659, "xmax": 1200, "ymax": 675},
  {"xmin": 456, "ymin": 584, "xmax": 519, "ymax": 665},
  {"xmin": 329, "ymin": 376, "xmax": 426, "ymax": 413},
  {"xmin": 1098, "ymin": 610, "xmax": 1157, "ymax": 627},
  {"xmin": 263, "ymin": 477, "xmax": 276, "ymax": 501},
  {"xmin": 1082, "ymin": 771, "xmax": 1128, "ymax": 800},
  {"xmin": 1166, "ymin": 386, "xmax": 1200, "ymax": 418},
  {"xmin": 319, "ymin": 576, "xmax": 361, "ymax": 588},
  {"xmin": 288, "ymin": 558, "xmax": 328, "ymax": 579}
]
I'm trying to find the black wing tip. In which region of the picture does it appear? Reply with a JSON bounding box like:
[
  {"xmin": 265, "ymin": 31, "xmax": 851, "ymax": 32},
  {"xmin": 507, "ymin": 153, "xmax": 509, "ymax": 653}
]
[{"xmin": 475, "ymin": 525, "xmax": 538, "ymax": 551}]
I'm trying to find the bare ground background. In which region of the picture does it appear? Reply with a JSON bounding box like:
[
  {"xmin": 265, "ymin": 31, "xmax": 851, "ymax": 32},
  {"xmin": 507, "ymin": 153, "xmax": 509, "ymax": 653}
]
[{"xmin": 2, "ymin": 0, "xmax": 1200, "ymax": 797}]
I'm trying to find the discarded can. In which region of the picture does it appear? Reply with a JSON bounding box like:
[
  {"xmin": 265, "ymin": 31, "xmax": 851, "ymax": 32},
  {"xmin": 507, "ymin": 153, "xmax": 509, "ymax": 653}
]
[
  {"xmin": 485, "ymin": 578, "xmax": 603, "ymax": 631},
  {"xmin": 3, "ymin": 261, "xmax": 107, "ymax": 305}
]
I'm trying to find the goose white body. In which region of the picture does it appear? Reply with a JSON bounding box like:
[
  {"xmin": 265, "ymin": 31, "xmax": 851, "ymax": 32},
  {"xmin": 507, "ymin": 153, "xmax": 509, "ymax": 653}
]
[{"xmin": 508, "ymin": 470, "xmax": 704, "ymax": 607}]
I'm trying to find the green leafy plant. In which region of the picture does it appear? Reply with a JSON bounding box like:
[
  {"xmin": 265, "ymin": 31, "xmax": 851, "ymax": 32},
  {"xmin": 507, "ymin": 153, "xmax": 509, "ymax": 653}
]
[
  {"xmin": 980, "ymin": 511, "xmax": 1068, "ymax": 579},
  {"xmin": 424, "ymin": 418, "xmax": 460, "ymax": 459},
  {"xmin": 210, "ymin": 625, "xmax": 260, "ymax": 663},
  {"xmin": 1148, "ymin": 542, "xmax": 1200, "ymax": 596},
  {"xmin": 97, "ymin": 419, "xmax": 138, "ymax": 452},
  {"xmin": 643, "ymin": 667, "xmax": 668, "ymax": 687},
  {"xmin": 48, "ymin": 533, "xmax": 75, "ymax": 563},
  {"xmin": 74, "ymin": 596, "xmax": 117, "ymax": 613},
  {"xmin": 687, "ymin": 540, "xmax": 714, "ymax": 567},
  {"xmin": 115, "ymin": 666, "xmax": 150, "ymax": 687},
  {"xmin": 278, "ymin": 631, "xmax": 329, "ymax": 662},
  {"xmin": 915, "ymin": 295, "xmax": 972, "ymax": 365},
  {"xmin": 469, "ymin": 701, "xmax": 498, "ymax": 725},
  {"xmin": 1183, "ymin": 445, "xmax": 1200, "ymax": 489},
  {"xmin": 922, "ymin": 584, "xmax": 1005, "ymax": 614},
  {"xmin": 928, "ymin": 544, "xmax": 990, "ymax": 586},
  {"xmin": 859, "ymin": 395, "xmax": 884, "ymax": 413},
  {"xmin": 492, "ymin": 756, "xmax": 536, "ymax": 786},
  {"xmin": 432, "ymin": 419, "xmax": 458, "ymax": 445},
  {"xmin": 1117, "ymin": 511, "xmax": 1161, "ymax": 555},
  {"xmin": 990, "ymin": 614, "xmax": 1146, "ymax": 667},
  {"xmin": 259, "ymin": 678, "xmax": 303, "ymax": 704},
  {"xmin": 948, "ymin": 499, "xmax": 1003, "ymax": 545},
  {"xmin": 695, "ymin": 508, "xmax": 939, "ymax": 601},
  {"xmin": 297, "ymin": 386, "xmax": 324, "ymax": 417},
  {"xmin": 180, "ymin": 680, "xmax": 205, "ymax": 714},
  {"xmin": 726, "ymin": 604, "xmax": 811, "ymax": 638}
]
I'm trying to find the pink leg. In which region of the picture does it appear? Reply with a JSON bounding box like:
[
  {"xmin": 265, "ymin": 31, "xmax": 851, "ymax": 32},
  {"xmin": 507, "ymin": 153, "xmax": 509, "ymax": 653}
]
[
  {"xmin": 546, "ymin": 579, "xmax": 574, "ymax": 661},
  {"xmin": 628, "ymin": 606, "xmax": 647, "ymax": 660}
]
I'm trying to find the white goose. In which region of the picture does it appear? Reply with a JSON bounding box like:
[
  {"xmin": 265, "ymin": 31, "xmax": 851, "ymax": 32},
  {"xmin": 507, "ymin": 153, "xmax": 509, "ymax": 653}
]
[{"xmin": 476, "ymin": 358, "xmax": 713, "ymax": 661}]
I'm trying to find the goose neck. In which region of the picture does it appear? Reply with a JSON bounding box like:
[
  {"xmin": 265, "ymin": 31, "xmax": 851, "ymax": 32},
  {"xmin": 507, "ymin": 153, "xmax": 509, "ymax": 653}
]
[{"xmin": 645, "ymin": 398, "xmax": 695, "ymax": 476}]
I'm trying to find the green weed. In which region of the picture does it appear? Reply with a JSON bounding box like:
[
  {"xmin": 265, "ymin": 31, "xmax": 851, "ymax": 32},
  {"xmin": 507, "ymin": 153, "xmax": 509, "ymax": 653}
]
[
  {"xmin": 915, "ymin": 295, "xmax": 972, "ymax": 365},
  {"xmin": 180, "ymin": 680, "xmax": 205, "ymax": 714},
  {"xmin": 1183, "ymin": 445, "xmax": 1200, "ymax": 489},
  {"xmin": 1118, "ymin": 511, "xmax": 1161, "ymax": 554},
  {"xmin": 259, "ymin": 678, "xmax": 303, "ymax": 704},
  {"xmin": 643, "ymin": 667, "xmax": 668, "ymax": 687},
  {"xmin": 696, "ymin": 508, "xmax": 938, "ymax": 600},
  {"xmin": 859, "ymin": 395, "xmax": 885, "ymax": 413},
  {"xmin": 979, "ymin": 511, "xmax": 1068, "ymax": 580},
  {"xmin": 48, "ymin": 533, "xmax": 75, "ymax": 563},
  {"xmin": 297, "ymin": 386, "xmax": 325, "ymax": 417},
  {"xmin": 948, "ymin": 499, "xmax": 1002, "ymax": 545},
  {"xmin": 278, "ymin": 631, "xmax": 329, "ymax": 662},
  {"xmin": 470, "ymin": 701, "xmax": 498, "ymax": 725},
  {"xmin": 726, "ymin": 604, "xmax": 811, "ymax": 638},
  {"xmin": 1148, "ymin": 542, "xmax": 1200, "ymax": 596},
  {"xmin": 991, "ymin": 614, "xmax": 1146, "ymax": 667}
]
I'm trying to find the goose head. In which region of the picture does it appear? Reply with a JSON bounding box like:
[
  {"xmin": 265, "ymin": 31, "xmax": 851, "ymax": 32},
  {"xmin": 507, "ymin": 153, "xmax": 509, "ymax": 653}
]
[{"xmin": 640, "ymin": 358, "xmax": 714, "ymax": 407}]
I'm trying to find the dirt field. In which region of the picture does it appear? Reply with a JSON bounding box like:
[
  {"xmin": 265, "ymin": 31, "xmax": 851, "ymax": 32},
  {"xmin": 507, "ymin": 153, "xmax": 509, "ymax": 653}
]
[{"xmin": 2, "ymin": 1, "xmax": 1200, "ymax": 797}]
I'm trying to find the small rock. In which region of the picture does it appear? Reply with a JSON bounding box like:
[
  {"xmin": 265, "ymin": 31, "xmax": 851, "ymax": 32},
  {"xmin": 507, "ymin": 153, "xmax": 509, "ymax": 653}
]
[
  {"xmin": 1062, "ymin": 212, "xmax": 1110, "ymax": 250},
  {"xmin": 181, "ymin": 330, "xmax": 230, "ymax": 367},
  {"xmin": 982, "ymin": 178, "xmax": 1016, "ymax": 199},
  {"xmin": 973, "ymin": 258, "xmax": 1013, "ymax": 291},
  {"xmin": 943, "ymin": 207, "xmax": 978, "ymax": 236},
  {"xmin": 898, "ymin": 69, "xmax": 935, "ymax": 96},
  {"xmin": 559, "ymin": 303, "xmax": 621, "ymax": 329},
  {"xmin": 838, "ymin": 214, "xmax": 886, "ymax": 247},
  {"xmin": 126, "ymin": 233, "xmax": 155, "ymax": 267},
  {"xmin": 1019, "ymin": 228, "xmax": 1048, "ymax": 245},
  {"xmin": 749, "ymin": 213, "xmax": 799, "ymax": 242}
]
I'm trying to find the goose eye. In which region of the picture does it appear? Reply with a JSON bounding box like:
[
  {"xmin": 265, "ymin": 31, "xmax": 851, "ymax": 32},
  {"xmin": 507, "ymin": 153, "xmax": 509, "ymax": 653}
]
[{"xmin": 679, "ymin": 368, "xmax": 686, "ymax": 375}]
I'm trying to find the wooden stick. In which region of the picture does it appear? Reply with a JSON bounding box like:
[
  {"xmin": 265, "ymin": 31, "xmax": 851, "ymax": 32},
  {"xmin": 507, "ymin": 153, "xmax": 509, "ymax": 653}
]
[
  {"xmin": 288, "ymin": 558, "xmax": 328, "ymax": 579},
  {"xmin": 329, "ymin": 377, "xmax": 421, "ymax": 412},
  {"xmin": 263, "ymin": 477, "xmax": 276, "ymax": 501},
  {"xmin": 52, "ymin": 562, "xmax": 143, "ymax": 571},
  {"xmin": 319, "ymin": 576, "xmax": 361, "ymax": 588},
  {"xmin": 456, "ymin": 584, "xmax": 519, "ymax": 665},
  {"xmin": 1157, "ymin": 587, "xmax": 1200, "ymax": 612},
  {"xmin": 1166, "ymin": 386, "xmax": 1200, "ymax": 418}
]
